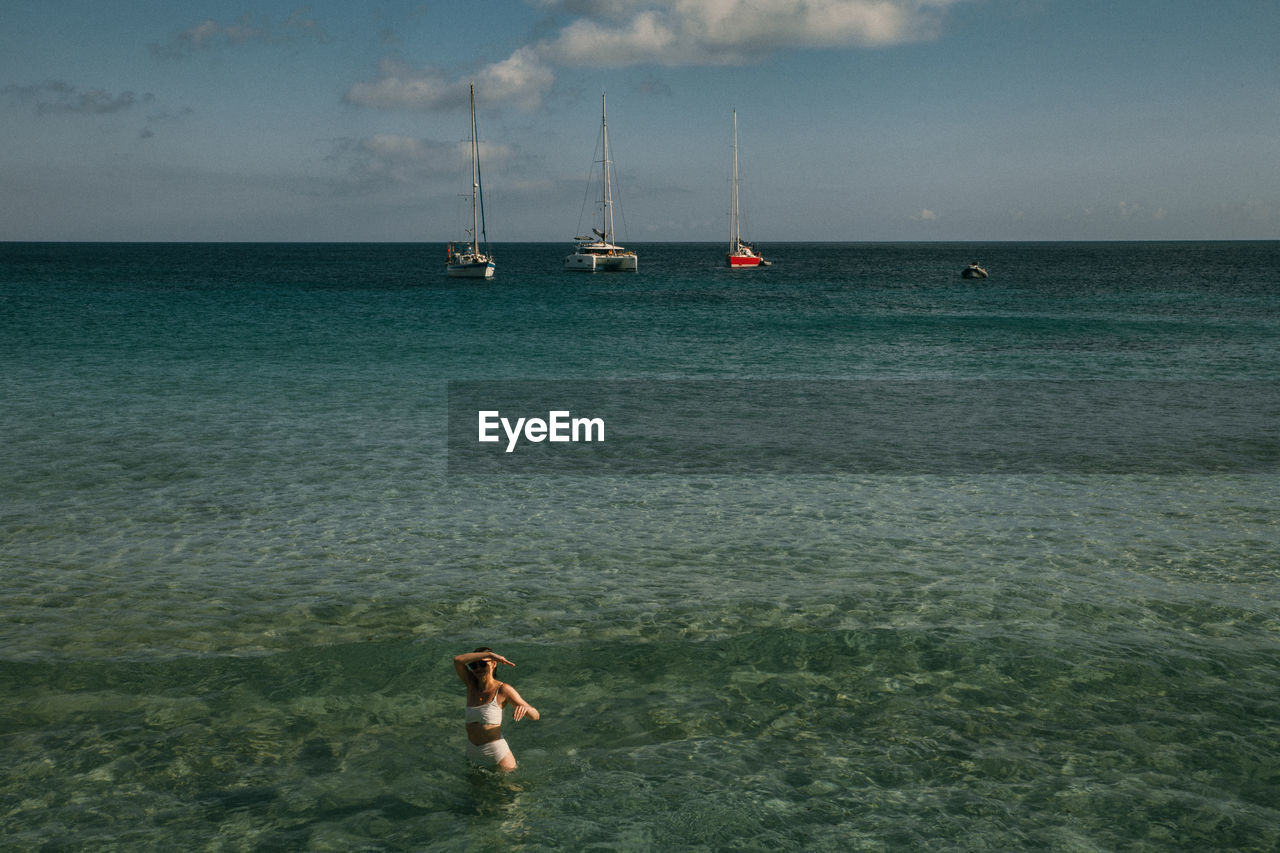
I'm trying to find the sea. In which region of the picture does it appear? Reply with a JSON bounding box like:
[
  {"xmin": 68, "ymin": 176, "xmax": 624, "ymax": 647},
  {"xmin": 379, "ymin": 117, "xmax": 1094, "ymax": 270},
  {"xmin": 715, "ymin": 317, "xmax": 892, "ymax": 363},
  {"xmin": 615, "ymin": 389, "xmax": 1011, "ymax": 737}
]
[{"xmin": 2, "ymin": 241, "xmax": 1278, "ymax": 851}]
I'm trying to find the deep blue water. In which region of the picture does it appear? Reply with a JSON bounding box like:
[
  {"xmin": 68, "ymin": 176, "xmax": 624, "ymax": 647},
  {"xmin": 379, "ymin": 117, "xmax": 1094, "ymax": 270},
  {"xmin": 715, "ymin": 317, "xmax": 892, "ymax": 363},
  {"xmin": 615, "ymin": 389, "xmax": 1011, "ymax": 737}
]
[{"xmin": 2, "ymin": 242, "xmax": 1278, "ymax": 850}]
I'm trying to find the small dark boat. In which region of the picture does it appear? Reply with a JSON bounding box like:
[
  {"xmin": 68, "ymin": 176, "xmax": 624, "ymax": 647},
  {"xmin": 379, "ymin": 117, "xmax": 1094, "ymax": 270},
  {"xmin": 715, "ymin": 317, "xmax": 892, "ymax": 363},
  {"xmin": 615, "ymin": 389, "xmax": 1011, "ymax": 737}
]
[{"xmin": 961, "ymin": 262, "xmax": 988, "ymax": 279}]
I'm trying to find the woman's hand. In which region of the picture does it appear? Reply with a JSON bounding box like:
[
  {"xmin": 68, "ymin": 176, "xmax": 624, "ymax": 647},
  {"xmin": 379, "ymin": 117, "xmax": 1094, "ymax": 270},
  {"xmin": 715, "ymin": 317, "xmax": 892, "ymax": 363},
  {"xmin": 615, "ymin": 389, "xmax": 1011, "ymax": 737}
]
[{"xmin": 512, "ymin": 703, "xmax": 540, "ymax": 722}]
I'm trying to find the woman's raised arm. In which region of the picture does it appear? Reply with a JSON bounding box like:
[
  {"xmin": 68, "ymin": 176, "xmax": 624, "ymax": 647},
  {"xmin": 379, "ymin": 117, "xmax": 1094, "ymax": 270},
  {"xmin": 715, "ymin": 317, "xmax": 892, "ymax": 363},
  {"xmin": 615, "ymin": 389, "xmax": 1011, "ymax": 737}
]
[
  {"xmin": 453, "ymin": 650, "xmax": 514, "ymax": 684},
  {"xmin": 501, "ymin": 683, "xmax": 540, "ymax": 721}
]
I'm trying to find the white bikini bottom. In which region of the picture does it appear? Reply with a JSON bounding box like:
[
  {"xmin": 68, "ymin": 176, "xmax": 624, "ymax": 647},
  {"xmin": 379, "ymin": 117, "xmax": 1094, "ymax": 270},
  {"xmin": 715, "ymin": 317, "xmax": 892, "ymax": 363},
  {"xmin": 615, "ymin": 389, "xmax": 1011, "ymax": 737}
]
[{"xmin": 466, "ymin": 738, "xmax": 512, "ymax": 766}]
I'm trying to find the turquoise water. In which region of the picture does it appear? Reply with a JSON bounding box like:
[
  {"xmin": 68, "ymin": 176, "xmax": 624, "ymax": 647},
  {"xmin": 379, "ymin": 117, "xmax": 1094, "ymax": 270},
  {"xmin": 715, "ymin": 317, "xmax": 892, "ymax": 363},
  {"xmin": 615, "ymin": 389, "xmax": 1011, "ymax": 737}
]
[{"xmin": 2, "ymin": 242, "xmax": 1278, "ymax": 850}]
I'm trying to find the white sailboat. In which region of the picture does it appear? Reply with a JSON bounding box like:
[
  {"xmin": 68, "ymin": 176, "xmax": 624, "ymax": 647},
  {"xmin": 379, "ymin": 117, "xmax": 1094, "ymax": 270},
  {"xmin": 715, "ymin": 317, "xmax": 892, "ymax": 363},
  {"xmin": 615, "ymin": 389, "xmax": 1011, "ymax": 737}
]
[
  {"xmin": 446, "ymin": 84, "xmax": 495, "ymax": 279},
  {"xmin": 565, "ymin": 93, "xmax": 637, "ymax": 272},
  {"xmin": 727, "ymin": 109, "xmax": 768, "ymax": 268}
]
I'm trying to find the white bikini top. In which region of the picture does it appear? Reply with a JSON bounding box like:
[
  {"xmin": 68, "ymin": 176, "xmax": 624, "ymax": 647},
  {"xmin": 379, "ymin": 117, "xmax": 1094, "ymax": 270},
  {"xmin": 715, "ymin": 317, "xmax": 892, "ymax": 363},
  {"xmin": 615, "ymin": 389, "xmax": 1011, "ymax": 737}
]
[{"xmin": 464, "ymin": 694, "xmax": 502, "ymax": 725}]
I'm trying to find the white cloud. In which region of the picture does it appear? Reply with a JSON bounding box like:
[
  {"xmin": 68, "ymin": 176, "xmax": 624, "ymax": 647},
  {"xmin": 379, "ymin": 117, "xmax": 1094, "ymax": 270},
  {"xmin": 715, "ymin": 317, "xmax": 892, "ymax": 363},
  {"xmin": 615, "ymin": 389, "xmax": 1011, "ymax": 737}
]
[
  {"xmin": 551, "ymin": 11, "xmax": 683, "ymax": 67},
  {"xmin": 348, "ymin": 0, "xmax": 961, "ymax": 112},
  {"xmin": 345, "ymin": 61, "xmax": 460, "ymax": 111},
  {"xmin": 345, "ymin": 50, "xmax": 554, "ymax": 111},
  {"xmin": 544, "ymin": 0, "xmax": 960, "ymax": 66},
  {"xmin": 478, "ymin": 47, "xmax": 556, "ymax": 107}
]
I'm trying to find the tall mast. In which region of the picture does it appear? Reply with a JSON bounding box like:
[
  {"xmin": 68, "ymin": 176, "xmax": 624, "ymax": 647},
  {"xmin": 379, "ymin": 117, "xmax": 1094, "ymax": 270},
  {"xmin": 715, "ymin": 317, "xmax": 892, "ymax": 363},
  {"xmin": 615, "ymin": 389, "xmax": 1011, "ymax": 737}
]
[
  {"xmin": 730, "ymin": 109, "xmax": 740, "ymax": 250},
  {"xmin": 468, "ymin": 84, "xmax": 480, "ymax": 252},
  {"xmin": 601, "ymin": 92, "xmax": 613, "ymax": 243}
]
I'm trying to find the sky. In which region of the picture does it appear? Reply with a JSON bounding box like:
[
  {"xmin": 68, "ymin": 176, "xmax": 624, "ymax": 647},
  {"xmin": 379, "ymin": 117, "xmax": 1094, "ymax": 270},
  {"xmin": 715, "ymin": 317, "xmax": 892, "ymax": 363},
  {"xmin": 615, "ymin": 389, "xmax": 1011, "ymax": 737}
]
[{"xmin": 2, "ymin": 0, "xmax": 1278, "ymax": 242}]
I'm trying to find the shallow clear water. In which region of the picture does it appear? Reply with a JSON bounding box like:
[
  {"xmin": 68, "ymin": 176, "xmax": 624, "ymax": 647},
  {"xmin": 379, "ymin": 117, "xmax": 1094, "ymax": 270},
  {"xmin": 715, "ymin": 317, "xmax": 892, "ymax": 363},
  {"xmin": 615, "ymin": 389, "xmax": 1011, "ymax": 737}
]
[{"xmin": 2, "ymin": 242, "xmax": 1278, "ymax": 850}]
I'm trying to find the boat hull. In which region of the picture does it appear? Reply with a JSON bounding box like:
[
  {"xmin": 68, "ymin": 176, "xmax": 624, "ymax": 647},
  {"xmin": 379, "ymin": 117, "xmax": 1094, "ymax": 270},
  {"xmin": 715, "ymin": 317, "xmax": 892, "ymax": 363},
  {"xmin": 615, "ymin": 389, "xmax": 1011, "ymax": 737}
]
[
  {"xmin": 447, "ymin": 260, "xmax": 496, "ymax": 278},
  {"xmin": 727, "ymin": 252, "xmax": 763, "ymax": 268},
  {"xmin": 564, "ymin": 252, "xmax": 638, "ymax": 272}
]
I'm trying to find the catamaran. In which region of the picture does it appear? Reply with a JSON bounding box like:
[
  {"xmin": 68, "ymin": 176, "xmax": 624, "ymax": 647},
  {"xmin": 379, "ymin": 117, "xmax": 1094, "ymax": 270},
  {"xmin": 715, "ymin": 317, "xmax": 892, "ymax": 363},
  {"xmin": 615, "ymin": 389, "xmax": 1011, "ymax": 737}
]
[
  {"xmin": 565, "ymin": 93, "xmax": 637, "ymax": 272},
  {"xmin": 446, "ymin": 84, "xmax": 495, "ymax": 279},
  {"xmin": 727, "ymin": 110, "xmax": 769, "ymax": 268}
]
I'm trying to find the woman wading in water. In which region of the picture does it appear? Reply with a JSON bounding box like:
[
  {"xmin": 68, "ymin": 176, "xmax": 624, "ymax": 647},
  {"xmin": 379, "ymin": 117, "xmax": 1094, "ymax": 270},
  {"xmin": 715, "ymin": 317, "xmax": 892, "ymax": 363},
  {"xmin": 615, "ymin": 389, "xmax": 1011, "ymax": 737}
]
[{"xmin": 454, "ymin": 648, "xmax": 540, "ymax": 771}]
